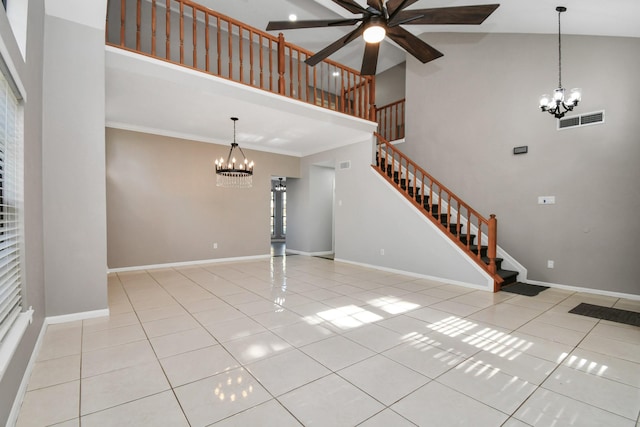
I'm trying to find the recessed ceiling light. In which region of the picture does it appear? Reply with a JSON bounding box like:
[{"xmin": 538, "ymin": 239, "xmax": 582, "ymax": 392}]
[
  {"xmin": 332, "ymin": 71, "xmax": 340, "ymax": 77},
  {"xmin": 288, "ymin": 14, "xmax": 297, "ymax": 22}
]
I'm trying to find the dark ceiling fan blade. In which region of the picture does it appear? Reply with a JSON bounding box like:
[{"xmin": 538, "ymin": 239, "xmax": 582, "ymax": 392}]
[
  {"xmin": 367, "ymin": 0, "xmax": 385, "ymax": 12},
  {"xmin": 386, "ymin": 0, "xmax": 420, "ymax": 17},
  {"xmin": 266, "ymin": 19, "xmax": 360, "ymax": 31},
  {"xmin": 389, "ymin": 4, "xmax": 500, "ymax": 26},
  {"xmin": 305, "ymin": 25, "xmax": 365, "ymax": 66},
  {"xmin": 332, "ymin": 0, "xmax": 368, "ymax": 14},
  {"xmin": 386, "ymin": 25, "xmax": 443, "ymax": 63},
  {"xmin": 360, "ymin": 42, "xmax": 380, "ymax": 75}
]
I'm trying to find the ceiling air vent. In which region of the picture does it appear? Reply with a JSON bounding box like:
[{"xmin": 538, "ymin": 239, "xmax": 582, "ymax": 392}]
[{"xmin": 558, "ymin": 110, "xmax": 605, "ymax": 130}]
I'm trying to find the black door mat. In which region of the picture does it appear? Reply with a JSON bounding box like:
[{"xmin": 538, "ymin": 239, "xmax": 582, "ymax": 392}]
[
  {"xmin": 569, "ymin": 303, "xmax": 640, "ymax": 327},
  {"xmin": 501, "ymin": 282, "xmax": 549, "ymax": 297}
]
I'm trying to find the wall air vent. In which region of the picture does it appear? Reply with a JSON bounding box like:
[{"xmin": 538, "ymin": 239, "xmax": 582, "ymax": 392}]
[
  {"xmin": 558, "ymin": 110, "xmax": 605, "ymax": 130},
  {"xmin": 338, "ymin": 161, "xmax": 351, "ymax": 170}
]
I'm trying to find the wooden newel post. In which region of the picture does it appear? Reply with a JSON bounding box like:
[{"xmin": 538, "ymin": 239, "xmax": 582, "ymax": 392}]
[
  {"xmin": 369, "ymin": 77, "xmax": 376, "ymax": 122},
  {"xmin": 277, "ymin": 33, "xmax": 286, "ymax": 95},
  {"xmin": 488, "ymin": 214, "xmax": 499, "ymax": 292}
]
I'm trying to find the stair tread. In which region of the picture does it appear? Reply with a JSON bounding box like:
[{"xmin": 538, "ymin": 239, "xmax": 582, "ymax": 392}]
[
  {"xmin": 497, "ymin": 269, "xmax": 518, "ymax": 278},
  {"xmin": 481, "ymin": 256, "xmax": 504, "ymax": 263}
]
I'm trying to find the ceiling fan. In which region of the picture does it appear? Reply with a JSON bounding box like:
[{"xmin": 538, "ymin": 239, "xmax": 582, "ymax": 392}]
[{"xmin": 266, "ymin": 0, "xmax": 500, "ymax": 75}]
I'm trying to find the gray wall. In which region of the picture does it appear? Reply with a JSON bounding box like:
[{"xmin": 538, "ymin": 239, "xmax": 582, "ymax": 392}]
[
  {"xmin": 0, "ymin": 1, "xmax": 46, "ymax": 424},
  {"xmin": 42, "ymin": 14, "xmax": 108, "ymax": 315},
  {"xmin": 106, "ymin": 128, "xmax": 300, "ymax": 268},
  {"xmin": 302, "ymin": 139, "xmax": 491, "ymax": 287},
  {"xmin": 404, "ymin": 32, "xmax": 640, "ymax": 295},
  {"xmin": 375, "ymin": 62, "xmax": 406, "ymax": 107},
  {"xmin": 286, "ymin": 158, "xmax": 335, "ymax": 255}
]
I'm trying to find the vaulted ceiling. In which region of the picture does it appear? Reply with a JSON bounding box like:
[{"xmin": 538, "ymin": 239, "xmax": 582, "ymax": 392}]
[
  {"xmin": 105, "ymin": 0, "xmax": 640, "ymax": 157},
  {"xmin": 199, "ymin": 0, "xmax": 640, "ymax": 74}
]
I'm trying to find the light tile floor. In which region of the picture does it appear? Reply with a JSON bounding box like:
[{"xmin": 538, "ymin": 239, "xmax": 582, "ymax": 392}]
[{"xmin": 15, "ymin": 255, "xmax": 640, "ymax": 427}]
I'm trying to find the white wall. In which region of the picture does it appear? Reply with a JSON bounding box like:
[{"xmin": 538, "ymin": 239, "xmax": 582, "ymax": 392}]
[{"xmin": 404, "ymin": 32, "xmax": 640, "ymax": 295}]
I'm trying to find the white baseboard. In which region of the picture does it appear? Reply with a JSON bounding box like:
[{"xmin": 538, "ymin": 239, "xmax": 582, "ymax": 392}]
[
  {"xmin": 334, "ymin": 258, "xmax": 489, "ymax": 291},
  {"xmin": 527, "ymin": 279, "xmax": 640, "ymax": 301},
  {"xmin": 107, "ymin": 254, "xmax": 271, "ymax": 273},
  {"xmin": 46, "ymin": 309, "xmax": 110, "ymax": 325},
  {"xmin": 6, "ymin": 318, "xmax": 47, "ymax": 427}
]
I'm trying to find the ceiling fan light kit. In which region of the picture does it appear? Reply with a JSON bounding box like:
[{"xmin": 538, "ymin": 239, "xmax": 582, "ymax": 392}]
[
  {"xmin": 266, "ymin": 0, "xmax": 500, "ymax": 75},
  {"xmin": 363, "ymin": 17, "xmax": 386, "ymax": 43},
  {"xmin": 539, "ymin": 6, "xmax": 582, "ymax": 119}
]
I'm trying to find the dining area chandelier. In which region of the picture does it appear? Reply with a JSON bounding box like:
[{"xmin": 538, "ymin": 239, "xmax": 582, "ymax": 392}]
[{"xmin": 214, "ymin": 117, "xmax": 254, "ymax": 188}]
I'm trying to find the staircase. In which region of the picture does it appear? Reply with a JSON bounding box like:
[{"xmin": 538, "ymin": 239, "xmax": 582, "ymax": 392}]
[{"xmin": 374, "ymin": 133, "xmax": 519, "ymax": 291}]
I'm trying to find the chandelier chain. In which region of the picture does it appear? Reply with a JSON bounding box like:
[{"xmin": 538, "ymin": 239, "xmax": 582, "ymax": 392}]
[{"xmin": 557, "ymin": 8, "xmax": 562, "ymax": 88}]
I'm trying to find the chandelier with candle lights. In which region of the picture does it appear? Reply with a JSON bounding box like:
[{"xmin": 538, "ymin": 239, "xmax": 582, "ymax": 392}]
[{"xmin": 214, "ymin": 117, "xmax": 254, "ymax": 188}]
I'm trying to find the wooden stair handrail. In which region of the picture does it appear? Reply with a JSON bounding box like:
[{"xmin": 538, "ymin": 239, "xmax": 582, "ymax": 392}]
[
  {"xmin": 373, "ymin": 132, "xmax": 502, "ymax": 291},
  {"xmin": 107, "ymin": 0, "xmax": 375, "ymax": 121}
]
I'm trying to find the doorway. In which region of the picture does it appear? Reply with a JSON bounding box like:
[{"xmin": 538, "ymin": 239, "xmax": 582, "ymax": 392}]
[{"xmin": 271, "ymin": 177, "xmax": 286, "ymax": 256}]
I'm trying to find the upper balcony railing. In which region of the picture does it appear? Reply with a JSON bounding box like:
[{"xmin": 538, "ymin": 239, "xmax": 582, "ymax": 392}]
[
  {"xmin": 106, "ymin": 0, "xmax": 376, "ymax": 121},
  {"xmin": 375, "ymin": 98, "xmax": 405, "ymax": 142}
]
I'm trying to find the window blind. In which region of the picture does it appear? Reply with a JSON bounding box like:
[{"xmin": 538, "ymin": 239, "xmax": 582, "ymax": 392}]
[{"xmin": 0, "ymin": 66, "xmax": 23, "ymax": 346}]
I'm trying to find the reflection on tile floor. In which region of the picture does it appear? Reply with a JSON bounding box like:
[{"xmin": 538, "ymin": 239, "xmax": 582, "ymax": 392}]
[{"xmin": 16, "ymin": 256, "xmax": 640, "ymax": 426}]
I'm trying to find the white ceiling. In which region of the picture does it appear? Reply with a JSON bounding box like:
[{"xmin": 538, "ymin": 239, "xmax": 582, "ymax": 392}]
[
  {"xmin": 105, "ymin": 0, "xmax": 640, "ymax": 158},
  {"xmin": 105, "ymin": 48, "xmax": 377, "ymax": 157}
]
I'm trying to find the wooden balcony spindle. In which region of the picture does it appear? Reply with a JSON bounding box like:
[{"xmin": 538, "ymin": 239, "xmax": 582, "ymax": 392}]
[
  {"xmin": 306, "ymin": 59, "xmax": 311, "ymax": 103},
  {"xmin": 277, "ymin": 33, "xmax": 285, "ymax": 95},
  {"xmin": 151, "ymin": 0, "xmax": 157, "ymax": 55},
  {"xmin": 216, "ymin": 17, "xmax": 221, "ymax": 74},
  {"xmin": 393, "ymin": 104, "xmax": 400, "ymax": 139},
  {"xmin": 205, "ymin": 14, "xmax": 210, "ymax": 72},
  {"xmin": 179, "ymin": 1, "xmax": 184, "ymax": 64},
  {"xmin": 249, "ymin": 30, "xmax": 255, "ymax": 86},
  {"xmin": 259, "ymin": 35, "xmax": 264, "ymax": 88},
  {"xmin": 370, "ymin": 77, "xmax": 376, "ymax": 122},
  {"xmin": 312, "ymin": 66, "xmax": 317, "ymax": 106},
  {"xmin": 120, "ymin": 0, "xmax": 126, "ymax": 47},
  {"xmin": 239, "ymin": 27, "xmax": 244, "ymax": 83},
  {"xmin": 136, "ymin": 0, "xmax": 141, "ymax": 50},
  {"xmin": 192, "ymin": 7, "xmax": 197, "ymax": 68},
  {"xmin": 165, "ymin": 0, "xmax": 170, "ymax": 59},
  {"xmin": 289, "ymin": 47, "xmax": 293, "ymax": 96},
  {"xmin": 268, "ymin": 39, "xmax": 274, "ymax": 91},
  {"xmin": 227, "ymin": 21, "xmax": 233, "ymax": 78},
  {"xmin": 298, "ymin": 52, "xmax": 302, "ymax": 100}
]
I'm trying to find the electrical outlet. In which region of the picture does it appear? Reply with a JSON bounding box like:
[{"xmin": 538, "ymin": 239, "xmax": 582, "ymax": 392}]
[
  {"xmin": 213, "ymin": 243, "xmax": 218, "ymax": 249},
  {"xmin": 380, "ymin": 249, "xmax": 385, "ymax": 256},
  {"xmin": 538, "ymin": 196, "xmax": 556, "ymax": 205},
  {"xmin": 547, "ymin": 260, "xmax": 554, "ymax": 268}
]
